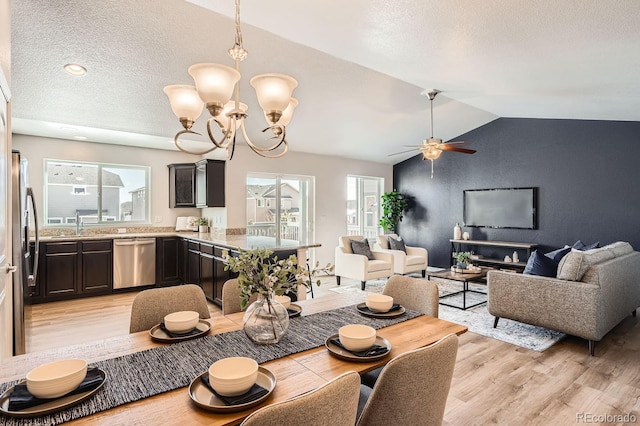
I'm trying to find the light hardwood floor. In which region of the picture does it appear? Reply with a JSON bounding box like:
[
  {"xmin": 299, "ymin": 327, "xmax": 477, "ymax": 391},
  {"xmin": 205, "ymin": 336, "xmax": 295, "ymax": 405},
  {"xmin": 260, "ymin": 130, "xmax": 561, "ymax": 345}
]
[{"xmin": 24, "ymin": 277, "xmax": 640, "ymax": 425}]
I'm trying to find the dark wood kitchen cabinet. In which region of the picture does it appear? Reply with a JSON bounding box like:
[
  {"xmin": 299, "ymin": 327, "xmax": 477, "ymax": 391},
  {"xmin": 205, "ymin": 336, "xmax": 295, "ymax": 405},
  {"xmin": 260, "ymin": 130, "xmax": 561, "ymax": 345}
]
[
  {"xmin": 43, "ymin": 242, "xmax": 78, "ymax": 298},
  {"xmin": 181, "ymin": 238, "xmax": 236, "ymax": 306},
  {"xmin": 156, "ymin": 237, "xmax": 183, "ymax": 286},
  {"xmin": 80, "ymin": 240, "xmax": 112, "ymax": 294},
  {"xmin": 195, "ymin": 159, "xmax": 225, "ymax": 208},
  {"xmin": 168, "ymin": 163, "xmax": 196, "ymax": 207},
  {"xmin": 33, "ymin": 239, "xmax": 113, "ymax": 303},
  {"xmin": 186, "ymin": 240, "xmax": 201, "ymax": 286},
  {"xmin": 199, "ymin": 243, "xmax": 215, "ymax": 305}
]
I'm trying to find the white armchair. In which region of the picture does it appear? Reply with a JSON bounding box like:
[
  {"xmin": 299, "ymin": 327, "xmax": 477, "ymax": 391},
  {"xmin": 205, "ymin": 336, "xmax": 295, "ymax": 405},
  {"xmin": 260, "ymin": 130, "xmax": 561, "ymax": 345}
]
[
  {"xmin": 335, "ymin": 236, "xmax": 394, "ymax": 291},
  {"xmin": 374, "ymin": 234, "xmax": 428, "ymax": 277}
]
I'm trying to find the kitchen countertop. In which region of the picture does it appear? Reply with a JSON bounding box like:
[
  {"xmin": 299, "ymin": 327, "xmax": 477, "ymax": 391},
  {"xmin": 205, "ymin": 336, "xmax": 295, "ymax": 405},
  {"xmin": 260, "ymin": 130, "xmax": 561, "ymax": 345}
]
[{"xmin": 36, "ymin": 232, "xmax": 321, "ymax": 251}]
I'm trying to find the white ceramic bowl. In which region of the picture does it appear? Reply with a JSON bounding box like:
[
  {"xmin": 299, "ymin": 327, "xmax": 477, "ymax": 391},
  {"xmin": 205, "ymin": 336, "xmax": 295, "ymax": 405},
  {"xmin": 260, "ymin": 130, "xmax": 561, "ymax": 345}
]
[
  {"xmin": 365, "ymin": 294, "xmax": 394, "ymax": 313},
  {"xmin": 164, "ymin": 311, "xmax": 199, "ymax": 334},
  {"xmin": 208, "ymin": 357, "xmax": 259, "ymax": 396},
  {"xmin": 274, "ymin": 295, "xmax": 291, "ymax": 309},
  {"xmin": 26, "ymin": 359, "xmax": 88, "ymax": 399},
  {"xmin": 338, "ymin": 324, "xmax": 377, "ymax": 352}
]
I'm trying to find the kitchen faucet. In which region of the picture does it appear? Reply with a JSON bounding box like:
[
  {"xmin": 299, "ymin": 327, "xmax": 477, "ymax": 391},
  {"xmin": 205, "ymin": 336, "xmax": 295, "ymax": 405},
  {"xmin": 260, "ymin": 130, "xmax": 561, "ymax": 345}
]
[{"xmin": 76, "ymin": 211, "xmax": 83, "ymax": 235}]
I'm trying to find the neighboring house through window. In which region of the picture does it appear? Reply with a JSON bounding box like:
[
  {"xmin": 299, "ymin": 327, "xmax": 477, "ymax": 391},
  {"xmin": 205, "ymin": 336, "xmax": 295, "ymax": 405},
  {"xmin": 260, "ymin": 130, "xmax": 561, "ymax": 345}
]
[
  {"xmin": 246, "ymin": 173, "xmax": 314, "ymax": 246},
  {"xmin": 44, "ymin": 160, "xmax": 150, "ymax": 225}
]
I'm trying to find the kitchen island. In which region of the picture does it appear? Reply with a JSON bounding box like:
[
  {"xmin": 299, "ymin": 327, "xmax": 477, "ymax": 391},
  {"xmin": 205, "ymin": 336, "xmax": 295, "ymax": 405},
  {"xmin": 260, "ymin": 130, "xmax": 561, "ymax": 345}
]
[{"xmin": 31, "ymin": 231, "xmax": 320, "ymax": 306}]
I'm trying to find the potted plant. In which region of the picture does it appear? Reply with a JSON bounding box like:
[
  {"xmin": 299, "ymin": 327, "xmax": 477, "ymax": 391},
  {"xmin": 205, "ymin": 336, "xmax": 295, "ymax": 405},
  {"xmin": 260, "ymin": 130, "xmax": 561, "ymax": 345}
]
[
  {"xmin": 455, "ymin": 251, "xmax": 473, "ymax": 269},
  {"xmin": 224, "ymin": 248, "xmax": 321, "ymax": 344},
  {"xmin": 379, "ymin": 190, "xmax": 408, "ymax": 233},
  {"xmin": 196, "ymin": 217, "xmax": 209, "ymax": 233}
]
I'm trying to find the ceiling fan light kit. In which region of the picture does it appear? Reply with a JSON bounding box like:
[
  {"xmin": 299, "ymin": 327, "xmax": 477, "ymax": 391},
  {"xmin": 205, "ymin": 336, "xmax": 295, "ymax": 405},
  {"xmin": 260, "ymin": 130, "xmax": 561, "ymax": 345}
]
[
  {"xmin": 163, "ymin": 0, "xmax": 298, "ymax": 159},
  {"xmin": 390, "ymin": 89, "xmax": 476, "ymax": 178}
]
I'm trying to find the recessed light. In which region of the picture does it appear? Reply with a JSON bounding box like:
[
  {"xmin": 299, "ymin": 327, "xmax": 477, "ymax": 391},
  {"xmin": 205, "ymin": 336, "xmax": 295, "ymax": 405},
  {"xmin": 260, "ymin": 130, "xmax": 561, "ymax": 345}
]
[
  {"xmin": 64, "ymin": 64, "xmax": 87, "ymax": 76},
  {"xmin": 73, "ymin": 135, "xmax": 88, "ymax": 140}
]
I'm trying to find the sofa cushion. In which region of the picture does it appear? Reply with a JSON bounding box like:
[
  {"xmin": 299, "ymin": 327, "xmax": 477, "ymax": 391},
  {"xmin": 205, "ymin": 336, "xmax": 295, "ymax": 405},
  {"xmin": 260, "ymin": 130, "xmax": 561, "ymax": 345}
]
[
  {"xmin": 602, "ymin": 241, "xmax": 634, "ymax": 257},
  {"xmin": 388, "ymin": 236, "xmax": 407, "ymax": 253},
  {"xmin": 572, "ymin": 240, "xmax": 600, "ymax": 251},
  {"xmin": 350, "ymin": 239, "xmax": 375, "ymax": 260},
  {"xmin": 367, "ymin": 259, "xmax": 391, "ymax": 273},
  {"xmin": 545, "ymin": 246, "xmax": 572, "ymax": 263},
  {"xmin": 405, "ymin": 255, "xmax": 424, "ymax": 266},
  {"xmin": 523, "ymin": 250, "xmax": 558, "ymax": 277},
  {"xmin": 557, "ymin": 248, "xmax": 616, "ymax": 281}
]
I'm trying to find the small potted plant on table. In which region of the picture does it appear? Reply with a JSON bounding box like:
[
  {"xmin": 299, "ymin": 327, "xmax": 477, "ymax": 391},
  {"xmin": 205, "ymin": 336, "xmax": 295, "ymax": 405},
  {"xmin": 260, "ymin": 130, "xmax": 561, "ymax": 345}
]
[{"xmin": 455, "ymin": 252, "xmax": 473, "ymax": 270}]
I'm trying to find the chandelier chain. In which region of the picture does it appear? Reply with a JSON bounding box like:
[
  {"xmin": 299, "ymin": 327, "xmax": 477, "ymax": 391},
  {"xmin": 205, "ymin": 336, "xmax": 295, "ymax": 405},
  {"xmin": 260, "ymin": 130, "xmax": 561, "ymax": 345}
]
[
  {"xmin": 228, "ymin": 0, "xmax": 248, "ymax": 61},
  {"xmin": 235, "ymin": 0, "xmax": 243, "ymax": 48}
]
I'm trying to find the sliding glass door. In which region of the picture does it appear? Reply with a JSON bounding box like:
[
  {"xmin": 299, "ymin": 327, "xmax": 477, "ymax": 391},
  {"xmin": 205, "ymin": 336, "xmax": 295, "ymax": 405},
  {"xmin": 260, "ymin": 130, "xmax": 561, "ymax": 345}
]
[
  {"xmin": 246, "ymin": 173, "xmax": 314, "ymax": 245},
  {"xmin": 346, "ymin": 175, "xmax": 383, "ymax": 239}
]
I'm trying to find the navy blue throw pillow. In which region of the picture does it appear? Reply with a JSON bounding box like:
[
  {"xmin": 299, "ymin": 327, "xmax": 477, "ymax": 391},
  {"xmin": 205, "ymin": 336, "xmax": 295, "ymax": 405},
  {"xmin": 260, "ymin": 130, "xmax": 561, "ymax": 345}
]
[
  {"xmin": 545, "ymin": 246, "xmax": 572, "ymax": 263},
  {"xmin": 523, "ymin": 250, "xmax": 558, "ymax": 277},
  {"xmin": 572, "ymin": 240, "xmax": 600, "ymax": 251}
]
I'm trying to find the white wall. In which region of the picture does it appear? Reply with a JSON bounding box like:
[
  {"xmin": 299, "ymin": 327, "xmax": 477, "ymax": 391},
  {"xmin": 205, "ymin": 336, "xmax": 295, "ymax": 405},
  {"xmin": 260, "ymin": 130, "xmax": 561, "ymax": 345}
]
[
  {"xmin": 12, "ymin": 135, "xmax": 202, "ymax": 228},
  {"xmin": 206, "ymin": 144, "xmax": 393, "ymax": 265}
]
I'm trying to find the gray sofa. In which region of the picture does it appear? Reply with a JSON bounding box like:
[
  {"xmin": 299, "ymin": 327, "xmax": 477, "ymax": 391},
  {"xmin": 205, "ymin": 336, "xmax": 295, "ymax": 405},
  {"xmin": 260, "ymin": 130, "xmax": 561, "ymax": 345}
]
[{"xmin": 487, "ymin": 242, "xmax": 640, "ymax": 355}]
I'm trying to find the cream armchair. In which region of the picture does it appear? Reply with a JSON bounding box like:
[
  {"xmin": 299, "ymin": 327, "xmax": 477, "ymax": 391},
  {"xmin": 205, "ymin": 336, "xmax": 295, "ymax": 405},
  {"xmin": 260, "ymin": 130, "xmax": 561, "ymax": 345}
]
[
  {"xmin": 374, "ymin": 234, "xmax": 428, "ymax": 277},
  {"xmin": 335, "ymin": 236, "xmax": 394, "ymax": 291}
]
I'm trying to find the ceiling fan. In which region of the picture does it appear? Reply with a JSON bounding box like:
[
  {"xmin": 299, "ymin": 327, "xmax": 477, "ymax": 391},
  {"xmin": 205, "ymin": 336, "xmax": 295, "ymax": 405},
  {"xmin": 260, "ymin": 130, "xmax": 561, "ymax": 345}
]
[{"xmin": 390, "ymin": 89, "xmax": 476, "ymax": 178}]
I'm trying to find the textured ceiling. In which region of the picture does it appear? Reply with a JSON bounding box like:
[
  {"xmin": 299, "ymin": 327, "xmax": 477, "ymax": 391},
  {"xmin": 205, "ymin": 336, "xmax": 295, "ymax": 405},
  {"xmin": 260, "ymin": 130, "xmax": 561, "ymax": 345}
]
[{"xmin": 10, "ymin": 0, "xmax": 640, "ymax": 164}]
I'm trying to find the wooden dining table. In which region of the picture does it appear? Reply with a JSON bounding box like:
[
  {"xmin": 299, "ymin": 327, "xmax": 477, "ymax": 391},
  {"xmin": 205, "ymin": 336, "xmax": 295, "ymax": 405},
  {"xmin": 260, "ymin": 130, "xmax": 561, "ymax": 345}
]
[{"xmin": 1, "ymin": 291, "xmax": 467, "ymax": 425}]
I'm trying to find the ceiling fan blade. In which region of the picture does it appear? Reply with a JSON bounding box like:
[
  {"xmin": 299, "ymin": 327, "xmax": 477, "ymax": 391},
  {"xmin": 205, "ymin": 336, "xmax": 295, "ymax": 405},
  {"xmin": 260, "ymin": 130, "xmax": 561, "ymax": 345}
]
[
  {"xmin": 443, "ymin": 140, "xmax": 468, "ymax": 145},
  {"xmin": 402, "ymin": 144, "xmax": 425, "ymax": 148},
  {"xmin": 388, "ymin": 148, "xmax": 420, "ymax": 156},
  {"xmin": 440, "ymin": 145, "xmax": 477, "ymax": 154}
]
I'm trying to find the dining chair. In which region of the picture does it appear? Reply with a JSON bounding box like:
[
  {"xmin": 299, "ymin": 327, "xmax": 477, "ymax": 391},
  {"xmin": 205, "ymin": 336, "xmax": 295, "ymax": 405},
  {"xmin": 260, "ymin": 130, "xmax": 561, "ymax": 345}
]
[
  {"xmin": 360, "ymin": 274, "xmax": 440, "ymax": 387},
  {"xmin": 221, "ymin": 278, "xmax": 258, "ymax": 315},
  {"xmin": 356, "ymin": 334, "xmax": 459, "ymax": 426},
  {"xmin": 374, "ymin": 234, "xmax": 428, "ymax": 277},
  {"xmin": 129, "ymin": 284, "xmax": 211, "ymax": 333},
  {"xmin": 240, "ymin": 371, "xmax": 361, "ymax": 426},
  {"xmin": 382, "ymin": 274, "xmax": 439, "ymax": 317}
]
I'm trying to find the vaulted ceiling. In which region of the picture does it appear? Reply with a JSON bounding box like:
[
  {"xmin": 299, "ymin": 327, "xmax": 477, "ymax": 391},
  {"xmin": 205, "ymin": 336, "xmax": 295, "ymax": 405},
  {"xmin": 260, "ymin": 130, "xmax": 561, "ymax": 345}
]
[{"xmin": 10, "ymin": 0, "xmax": 640, "ymax": 163}]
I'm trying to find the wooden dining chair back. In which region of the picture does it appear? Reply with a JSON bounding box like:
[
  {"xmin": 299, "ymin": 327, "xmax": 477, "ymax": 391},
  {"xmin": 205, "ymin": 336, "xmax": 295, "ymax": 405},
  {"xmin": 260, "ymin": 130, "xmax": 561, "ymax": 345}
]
[
  {"xmin": 382, "ymin": 274, "xmax": 439, "ymax": 317},
  {"xmin": 221, "ymin": 279, "xmax": 258, "ymax": 315},
  {"xmin": 129, "ymin": 284, "xmax": 211, "ymax": 333},
  {"xmin": 241, "ymin": 371, "xmax": 361, "ymax": 426},
  {"xmin": 357, "ymin": 334, "xmax": 459, "ymax": 426}
]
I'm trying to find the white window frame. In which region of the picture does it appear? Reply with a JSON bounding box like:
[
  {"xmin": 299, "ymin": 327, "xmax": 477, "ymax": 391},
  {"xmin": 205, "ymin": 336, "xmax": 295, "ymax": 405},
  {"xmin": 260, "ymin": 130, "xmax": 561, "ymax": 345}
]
[{"xmin": 347, "ymin": 175, "xmax": 384, "ymax": 240}]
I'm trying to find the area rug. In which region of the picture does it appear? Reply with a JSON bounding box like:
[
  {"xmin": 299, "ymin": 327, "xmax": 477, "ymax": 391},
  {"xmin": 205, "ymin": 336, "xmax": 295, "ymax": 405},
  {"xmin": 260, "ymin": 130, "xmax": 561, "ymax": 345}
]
[{"xmin": 329, "ymin": 275, "xmax": 565, "ymax": 352}]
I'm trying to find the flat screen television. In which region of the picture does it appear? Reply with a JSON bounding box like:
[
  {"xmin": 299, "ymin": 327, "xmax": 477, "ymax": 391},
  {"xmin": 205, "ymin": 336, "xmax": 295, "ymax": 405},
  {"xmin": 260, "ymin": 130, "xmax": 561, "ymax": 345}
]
[{"xmin": 463, "ymin": 187, "xmax": 537, "ymax": 229}]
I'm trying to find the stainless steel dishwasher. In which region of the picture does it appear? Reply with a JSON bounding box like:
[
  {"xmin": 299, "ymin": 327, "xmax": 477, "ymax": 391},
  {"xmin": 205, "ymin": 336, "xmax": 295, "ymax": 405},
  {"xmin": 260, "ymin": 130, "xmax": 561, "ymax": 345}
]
[{"xmin": 113, "ymin": 238, "xmax": 156, "ymax": 289}]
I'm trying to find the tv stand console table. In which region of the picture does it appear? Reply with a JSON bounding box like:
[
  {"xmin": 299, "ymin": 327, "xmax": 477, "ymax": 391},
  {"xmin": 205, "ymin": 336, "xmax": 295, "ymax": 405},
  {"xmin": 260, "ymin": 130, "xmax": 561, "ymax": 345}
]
[{"xmin": 450, "ymin": 239, "xmax": 537, "ymax": 271}]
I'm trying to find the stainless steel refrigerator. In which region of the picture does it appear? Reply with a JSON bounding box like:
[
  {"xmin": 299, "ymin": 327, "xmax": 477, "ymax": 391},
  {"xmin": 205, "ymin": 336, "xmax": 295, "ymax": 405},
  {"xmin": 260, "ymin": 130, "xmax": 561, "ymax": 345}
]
[{"xmin": 11, "ymin": 150, "xmax": 39, "ymax": 355}]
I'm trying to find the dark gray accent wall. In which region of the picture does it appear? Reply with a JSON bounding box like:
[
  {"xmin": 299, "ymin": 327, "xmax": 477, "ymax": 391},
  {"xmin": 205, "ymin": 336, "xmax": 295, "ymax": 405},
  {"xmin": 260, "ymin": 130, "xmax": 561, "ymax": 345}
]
[{"xmin": 393, "ymin": 118, "xmax": 640, "ymax": 267}]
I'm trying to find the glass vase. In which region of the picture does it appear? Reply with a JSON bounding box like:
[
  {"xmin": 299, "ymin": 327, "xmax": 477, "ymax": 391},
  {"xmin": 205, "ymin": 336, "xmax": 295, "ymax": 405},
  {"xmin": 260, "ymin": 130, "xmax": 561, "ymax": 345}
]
[{"xmin": 242, "ymin": 295, "xmax": 290, "ymax": 344}]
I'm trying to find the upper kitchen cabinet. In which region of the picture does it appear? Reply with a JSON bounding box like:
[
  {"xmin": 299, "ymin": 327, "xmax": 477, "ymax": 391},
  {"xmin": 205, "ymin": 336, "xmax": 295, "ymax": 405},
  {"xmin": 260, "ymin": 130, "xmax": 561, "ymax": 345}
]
[
  {"xmin": 168, "ymin": 163, "xmax": 196, "ymax": 208},
  {"xmin": 195, "ymin": 159, "xmax": 225, "ymax": 208}
]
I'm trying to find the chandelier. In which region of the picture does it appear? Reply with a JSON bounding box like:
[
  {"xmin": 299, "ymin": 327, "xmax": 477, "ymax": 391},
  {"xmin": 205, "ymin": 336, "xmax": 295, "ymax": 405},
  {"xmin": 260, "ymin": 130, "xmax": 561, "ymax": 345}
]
[{"xmin": 163, "ymin": 0, "xmax": 298, "ymax": 159}]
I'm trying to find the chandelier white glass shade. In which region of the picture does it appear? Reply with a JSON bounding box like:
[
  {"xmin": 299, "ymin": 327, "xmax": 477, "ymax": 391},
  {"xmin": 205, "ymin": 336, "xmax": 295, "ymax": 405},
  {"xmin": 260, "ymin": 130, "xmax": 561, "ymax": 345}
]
[{"xmin": 163, "ymin": 0, "xmax": 298, "ymax": 159}]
